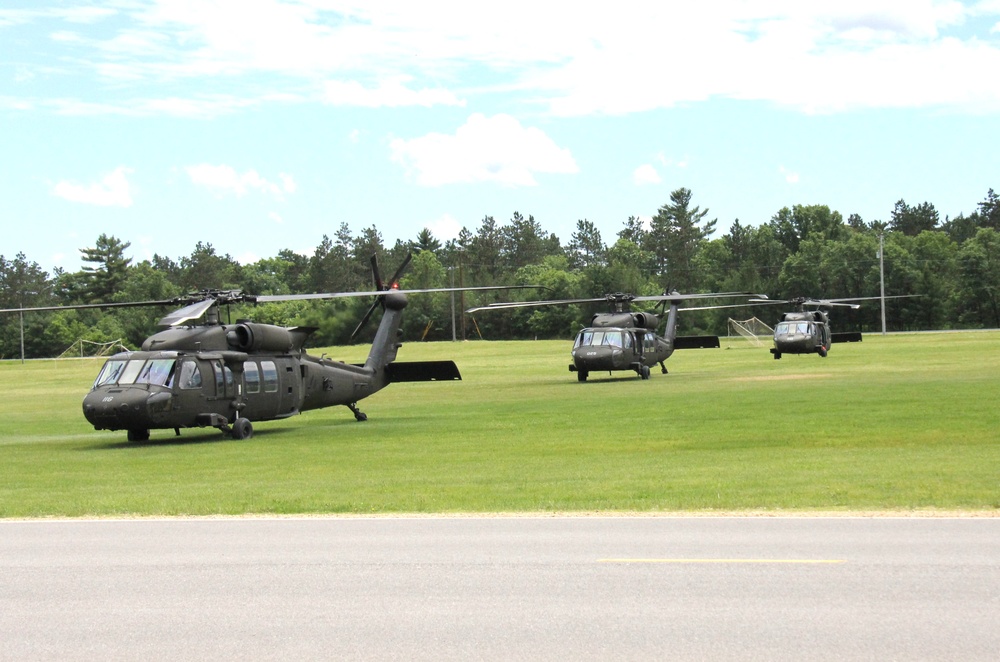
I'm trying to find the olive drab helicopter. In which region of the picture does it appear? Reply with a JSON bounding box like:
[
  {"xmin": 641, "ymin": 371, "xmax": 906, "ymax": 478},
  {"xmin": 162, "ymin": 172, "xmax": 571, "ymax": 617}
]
[
  {"xmin": 468, "ymin": 291, "xmax": 759, "ymax": 381},
  {"xmin": 1, "ymin": 254, "xmax": 535, "ymax": 441},
  {"xmin": 746, "ymin": 295, "xmax": 909, "ymax": 359}
]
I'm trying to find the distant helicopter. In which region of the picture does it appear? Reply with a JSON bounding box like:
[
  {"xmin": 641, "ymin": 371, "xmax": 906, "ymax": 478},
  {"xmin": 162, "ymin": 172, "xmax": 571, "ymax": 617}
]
[
  {"xmin": 468, "ymin": 291, "xmax": 758, "ymax": 381},
  {"xmin": 1, "ymin": 254, "xmax": 534, "ymax": 441},
  {"xmin": 747, "ymin": 296, "xmax": 908, "ymax": 359}
]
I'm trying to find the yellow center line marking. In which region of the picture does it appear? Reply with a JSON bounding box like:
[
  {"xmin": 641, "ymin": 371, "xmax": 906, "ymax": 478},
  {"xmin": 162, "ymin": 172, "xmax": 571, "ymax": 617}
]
[{"xmin": 598, "ymin": 559, "xmax": 846, "ymax": 564}]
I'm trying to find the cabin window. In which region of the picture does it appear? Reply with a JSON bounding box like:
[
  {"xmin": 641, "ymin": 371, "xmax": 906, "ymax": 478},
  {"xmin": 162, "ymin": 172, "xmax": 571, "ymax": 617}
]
[
  {"xmin": 135, "ymin": 359, "xmax": 176, "ymax": 387},
  {"xmin": 244, "ymin": 361, "xmax": 261, "ymax": 394},
  {"xmin": 261, "ymin": 361, "xmax": 279, "ymax": 393},
  {"xmin": 178, "ymin": 361, "xmax": 202, "ymax": 390},
  {"xmin": 644, "ymin": 333, "xmax": 656, "ymax": 351},
  {"xmin": 213, "ymin": 362, "xmax": 225, "ymax": 394}
]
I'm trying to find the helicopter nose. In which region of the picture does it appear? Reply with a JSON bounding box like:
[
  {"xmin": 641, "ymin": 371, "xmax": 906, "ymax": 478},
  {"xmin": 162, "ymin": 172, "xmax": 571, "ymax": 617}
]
[
  {"xmin": 573, "ymin": 346, "xmax": 624, "ymax": 370},
  {"xmin": 82, "ymin": 388, "xmax": 167, "ymax": 430}
]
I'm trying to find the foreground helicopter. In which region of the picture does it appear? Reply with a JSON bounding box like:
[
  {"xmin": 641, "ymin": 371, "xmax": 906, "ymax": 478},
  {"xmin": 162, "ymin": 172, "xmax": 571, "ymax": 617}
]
[
  {"xmin": 2, "ymin": 254, "xmax": 533, "ymax": 441},
  {"xmin": 747, "ymin": 296, "xmax": 906, "ymax": 359},
  {"xmin": 468, "ymin": 291, "xmax": 758, "ymax": 381}
]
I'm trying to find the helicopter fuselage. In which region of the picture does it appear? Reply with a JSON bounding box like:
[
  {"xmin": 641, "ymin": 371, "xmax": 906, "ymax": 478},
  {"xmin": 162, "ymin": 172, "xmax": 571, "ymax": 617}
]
[
  {"xmin": 81, "ymin": 291, "xmax": 459, "ymax": 441},
  {"xmin": 569, "ymin": 326, "xmax": 673, "ymax": 381},
  {"xmin": 770, "ymin": 311, "xmax": 832, "ymax": 359}
]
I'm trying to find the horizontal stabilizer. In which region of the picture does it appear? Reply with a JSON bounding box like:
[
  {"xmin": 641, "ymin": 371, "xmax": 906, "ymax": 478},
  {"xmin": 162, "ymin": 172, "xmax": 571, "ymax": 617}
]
[
  {"xmin": 832, "ymin": 332, "xmax": 863, "ymax": 344},
  {"xmin": 674, "ymin": 335, "xmax": 721, "ymax": 349},
  {"xmin": 386, "ymin": 360, "xmax": 462, "ymax": 382}
]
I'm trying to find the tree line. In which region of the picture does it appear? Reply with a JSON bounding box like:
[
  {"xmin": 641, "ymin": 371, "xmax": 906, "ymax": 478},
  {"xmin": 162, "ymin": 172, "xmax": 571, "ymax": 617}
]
[{"xmin": 2, "ymin": 187, "xmax": 999, "ymax": 359}]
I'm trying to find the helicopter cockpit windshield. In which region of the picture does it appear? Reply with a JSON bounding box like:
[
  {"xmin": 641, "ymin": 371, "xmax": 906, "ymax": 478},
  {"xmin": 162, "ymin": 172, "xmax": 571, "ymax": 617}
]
[
  {"xmin": 93, "ymin": 358, "xmax": 177, "ymax": 389},
  {"xmin": 775, "ymin": 322, "xmax": 812, "ymax": 336},
  {"xmin": 573, "ymin": 329, "xmax": 633, "ymax": 349}
]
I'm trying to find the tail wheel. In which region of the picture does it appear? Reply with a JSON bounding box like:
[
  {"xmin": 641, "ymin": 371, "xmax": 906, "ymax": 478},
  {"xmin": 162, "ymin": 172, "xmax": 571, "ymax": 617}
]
[{"xmin": 231, "ymin": 417, "xmax": 253, "ymax": 440}]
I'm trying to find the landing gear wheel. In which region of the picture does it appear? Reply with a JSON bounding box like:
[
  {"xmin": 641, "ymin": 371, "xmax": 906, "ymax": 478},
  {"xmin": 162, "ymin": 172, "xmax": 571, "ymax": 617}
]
[
  {"xmin": 818, "ymin": 347, "xmax": 828, "ymax": 358},
  {"xmin": 577, "ymin": 371, "xmax": 588, "ymax": 382},
  {"xmin": 348, "ymin": 403, "xmax": 368, "ymax": 422},
  {"xmin": 640, "ymin": 365, "xmax": 650, "ymax": 380},
  {"xmin": 231, "ymin": 417, "xmax": 253, "ymax": 440},
  {"xmin": 127, "ymin": 428, "xmax": 150, "ymax": 442},
  {"xmin": 773, "ymin": 352, "xmax": 782, "ymax": 360}
]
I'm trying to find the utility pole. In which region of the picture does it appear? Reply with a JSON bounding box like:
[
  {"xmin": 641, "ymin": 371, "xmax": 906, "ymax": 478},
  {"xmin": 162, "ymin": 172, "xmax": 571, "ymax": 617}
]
[
  {"xmin": 879, "ymin": 232, "xmax": 887, "ymax": 335},
  {"xmin": 459, "ymin": 257, "xmax": 466, "ymax": 341},
  {"xmin": 449, "ymin": 266, "xmax": 456, "ymax": 341}
]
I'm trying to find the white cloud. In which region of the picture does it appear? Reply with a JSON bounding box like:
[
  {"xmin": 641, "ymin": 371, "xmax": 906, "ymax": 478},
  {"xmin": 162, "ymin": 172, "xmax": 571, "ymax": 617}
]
[
  {"xmin": 633, "ymin": 164, "xmax": 661, "ymax": 186},
  {"xmin": 522, "ymin": 3, "xmax": 1000, "ymax": 115},
  {"xmin": 236, "ymin": 251, "xmax": 260, "ymax": 265},
  {"xmin": 51, "ymin": 167, "xmax": 134, "ymax": 207},
  {"xmin": 323, "ymin": 77, "xmax": 464, "ymax": 108},
  {"xmin": 389, "ymin": 113, "xmax": 578, "ymax": 187},
  {"xmin": 185, "ymin": 164, "xmax": 296, "ymax": 199},
  {"xmin": 425, "ymin": 214, "xmax": 463, "ymax": 241},
  {"xmin": 779, "ymin": 166, "xmax": 800, "ymax": 184},
  {"xmin": 278, "ymin": 173, "xmax": 296, "ymax": 194},
  {"xmin": 269, "ymin": 212, "xmax": 284, "ymax": 224},
  {"xmin": 8, "ymin": 1, "xmax": 1000, "ymax": 118}
]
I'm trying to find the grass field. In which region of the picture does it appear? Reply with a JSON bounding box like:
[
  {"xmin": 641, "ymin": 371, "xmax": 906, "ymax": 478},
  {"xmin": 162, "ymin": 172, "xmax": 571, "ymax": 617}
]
[{"xmin": 1, "ymin": 331, "xmax": 998, "ymax": 517}]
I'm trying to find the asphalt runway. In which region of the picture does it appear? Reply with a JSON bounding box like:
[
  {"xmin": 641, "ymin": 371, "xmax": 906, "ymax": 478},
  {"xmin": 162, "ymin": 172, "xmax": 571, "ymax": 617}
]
[{"xmin": 2, "ymin": 516, "xmax": 998, "ymax": 660}]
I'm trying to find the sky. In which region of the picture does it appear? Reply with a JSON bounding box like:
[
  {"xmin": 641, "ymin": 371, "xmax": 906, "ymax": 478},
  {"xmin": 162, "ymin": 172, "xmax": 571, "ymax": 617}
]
[{"xmin": 2, "ymin": 0, "xmax": 1000, "ymax": 275}]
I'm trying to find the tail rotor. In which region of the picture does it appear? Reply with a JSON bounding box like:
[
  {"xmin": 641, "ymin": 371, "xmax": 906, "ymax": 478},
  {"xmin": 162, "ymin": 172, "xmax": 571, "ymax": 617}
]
[{"xmin": 351, "ymin": 253, "xmax": 412, "ymax": 341}]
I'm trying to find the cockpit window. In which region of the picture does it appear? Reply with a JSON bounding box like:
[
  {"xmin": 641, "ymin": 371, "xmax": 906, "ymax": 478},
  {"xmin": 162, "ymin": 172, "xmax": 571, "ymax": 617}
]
[
  {"xmin": 776, "ymin": 322, "xmax": 812, "ymax": 335},
  {"xmin": 94, "ymin": 359, "xmax": 147, "ymax": 387},
  {"xmin": 135, "ymin": 359, "xmax": 176, "ymax": 387},
  {"xmin": 118, "ymin": 360, "xmax": 147, "ymax": 385},
  {"xmin": 574, "ymin": 330, "xmax": 628, "ymax": 348},
  {"xmin": 94, "ymin": 359, "xmax": 127, "ymax": 387}
]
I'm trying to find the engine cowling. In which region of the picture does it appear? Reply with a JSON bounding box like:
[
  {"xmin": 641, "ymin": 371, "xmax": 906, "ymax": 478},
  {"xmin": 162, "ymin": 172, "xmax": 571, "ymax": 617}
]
[
  {"xmin": 631, "ymin": 312, "xmax": 660, "ymax": 330},
  {"xmin": 226, "ymin": 323, "xmax": 294, "ymax": 352}
]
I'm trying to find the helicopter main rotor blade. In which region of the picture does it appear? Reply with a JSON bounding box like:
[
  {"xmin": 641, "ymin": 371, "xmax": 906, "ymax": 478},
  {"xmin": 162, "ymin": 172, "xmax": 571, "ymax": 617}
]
[
  {"xmin": 466, "ymin": 291, "xmax": 764, "ymax": 314},
  {"xmin": 157, "ymin": 298, "xmax": 219, "ymax": 327},
  {"xmin": 0, "ymin": 298, "xmax": 179, "ymax": 315},
  {"xmin": 679, "ymin": 302, "xmax": 783, "ymax": 312},
  {"xmin": 631, "ymin": 291, "xmax": 764, "ymax": 303},
  {"xmin": 258, "ymin": 285, "xmax": 546, "ymax": 303}
]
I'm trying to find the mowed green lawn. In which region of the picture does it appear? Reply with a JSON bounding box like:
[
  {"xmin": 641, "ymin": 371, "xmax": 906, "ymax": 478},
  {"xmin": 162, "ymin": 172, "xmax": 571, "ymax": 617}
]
[{"xmin": 1, "ymin": 331, "xmax": 998, "ymax": 517}]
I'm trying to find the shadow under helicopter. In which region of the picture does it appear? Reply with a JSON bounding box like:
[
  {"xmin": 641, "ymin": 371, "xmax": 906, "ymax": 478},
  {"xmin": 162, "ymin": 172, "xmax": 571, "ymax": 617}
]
[{"xmin": 80, "ymin": 425, "xmax": 297, "ymax": 450}]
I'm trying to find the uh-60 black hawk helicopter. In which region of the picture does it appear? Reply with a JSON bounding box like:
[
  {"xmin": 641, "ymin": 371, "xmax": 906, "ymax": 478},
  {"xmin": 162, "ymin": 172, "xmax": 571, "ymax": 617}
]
[
  {"xmin": 468, "ymin": 291, "xmax": 758, "ymax": 381},
  {"xmin": 746, "ymin": 295, "xmax": 912, "ymax": 359},
  {"xmin": 2, "ymin": 254, "xmax": 535, "ymax": 442}
]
